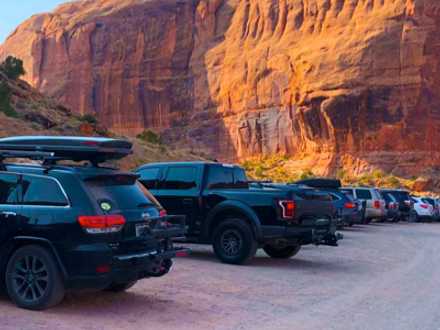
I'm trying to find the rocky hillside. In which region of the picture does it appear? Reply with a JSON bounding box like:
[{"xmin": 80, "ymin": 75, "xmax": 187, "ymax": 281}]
[
  {"xmin": 1, "ymin": 0, "xmax": 440, "ymax": 181},
  {"xmin": 0, "ymin": 71, "xmax": 202, "ymax": 169}
]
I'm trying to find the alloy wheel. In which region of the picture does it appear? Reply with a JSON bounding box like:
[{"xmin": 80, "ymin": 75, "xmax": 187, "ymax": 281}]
[{"xmin": 11, "ymin": 255, "xmax": 49, "ymax": 303}]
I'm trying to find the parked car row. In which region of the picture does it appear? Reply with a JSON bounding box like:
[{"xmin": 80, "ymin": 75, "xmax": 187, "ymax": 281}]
[
  {"xmin": 294, "ymin": 179, "xmax": 439, "ymax": 225},
  {"xmin": 0, "ymin": 136, "xmax": 436, "ymax": 311}
]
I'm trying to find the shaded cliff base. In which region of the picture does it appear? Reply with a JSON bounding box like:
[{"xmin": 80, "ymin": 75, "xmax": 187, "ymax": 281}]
[{"xmin": 242, "ymin": 153, "xmax": 440, "ymax": 195}]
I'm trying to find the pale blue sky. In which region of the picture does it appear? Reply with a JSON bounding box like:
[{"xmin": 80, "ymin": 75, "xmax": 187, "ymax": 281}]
[{"xmin": 0, "ymin": 0, "xmax": 67, "ymax": 43}]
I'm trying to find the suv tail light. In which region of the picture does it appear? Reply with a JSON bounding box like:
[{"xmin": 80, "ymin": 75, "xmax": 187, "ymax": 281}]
[
  {"xmin": 344, "ymin": 202, "xmax": 356, "ymax": 209},
  {"xmin": 78, "ymin": 215, "xmax": 126, "ymax": 234},
  {"xmin": 279, "ymin": 200, "xmax": 295, "ymax": 220},
  {"xmin": 373, "ymin": 200, "xmax": 381, "ymax": 209},
  {"xmin": 420, "ymin": 204, "xmax": 429, "ymax": 209},
  {"xmin": 159, "ymin": 209, "xmax": 167, "ymax": 217}
]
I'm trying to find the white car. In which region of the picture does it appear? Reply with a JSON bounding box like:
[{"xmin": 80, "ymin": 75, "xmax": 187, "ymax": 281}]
[{"xmin": 411, "ymin": 196, "xmax": 435, "ymax": 221}]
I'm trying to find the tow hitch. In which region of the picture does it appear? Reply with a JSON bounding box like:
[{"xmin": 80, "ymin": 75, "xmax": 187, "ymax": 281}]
[{"xmin": 322, "ymin": 232, "xmax": 343, "ymax": 247}]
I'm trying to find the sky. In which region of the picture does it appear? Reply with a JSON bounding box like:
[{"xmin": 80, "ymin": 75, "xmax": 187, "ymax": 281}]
[{"xmin": 0, "ymin": 0, "xmax": 67, "ymax": 43}]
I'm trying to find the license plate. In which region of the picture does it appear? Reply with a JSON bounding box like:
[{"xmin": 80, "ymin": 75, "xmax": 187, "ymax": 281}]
[{"xmin": 135, "ymin": 223, "xmax": 150, "ymax": 237}]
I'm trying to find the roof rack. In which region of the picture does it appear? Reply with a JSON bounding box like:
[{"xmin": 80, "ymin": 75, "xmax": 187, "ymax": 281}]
[{"xmin": 0, "ymin": 136, "xmax": 133, "ymax": 169}]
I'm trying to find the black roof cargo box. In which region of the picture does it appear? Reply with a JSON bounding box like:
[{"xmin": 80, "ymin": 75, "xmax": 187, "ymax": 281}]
[{"xmin": 0, "ymin": 136, "xmax": 132, "ymax": 164}]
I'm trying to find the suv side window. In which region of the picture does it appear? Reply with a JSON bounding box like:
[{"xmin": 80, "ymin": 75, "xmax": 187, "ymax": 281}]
[
  {"xmin": 161, "ymin": 167, "xmax": 197, "ymax": 190},
  {"xmin": 138, "ymin": 167, "xmax": 161, "ymax": 189},
  {"xmin": 21, "ymin": 175, "xmax": 69, "ymax": 206},
  {"xmin": 0, "ymin": 173, "xmax": 19, "ymax": 204},
  {"xmin": 356, "ymin": 189, "xmax": 372, "ymax": 200},
  {"xmin": 206, "ymin": 165, "xmax": 234, "ymax": 189}
]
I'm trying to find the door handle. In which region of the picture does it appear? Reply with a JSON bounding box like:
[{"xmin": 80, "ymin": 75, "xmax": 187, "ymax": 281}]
[{"xmin": 2, "ymin": 211, "xmax": 16, "ymax": 217}]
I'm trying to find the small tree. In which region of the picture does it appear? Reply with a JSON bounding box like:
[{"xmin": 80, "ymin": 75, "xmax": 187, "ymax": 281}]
[{"xmin": 0, "ymin": 56, "xmax": 25, "ymax": 80}]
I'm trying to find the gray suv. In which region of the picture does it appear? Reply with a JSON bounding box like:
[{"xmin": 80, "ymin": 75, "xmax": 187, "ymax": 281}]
[{"xmin": 341, "ymin": 187, "xmax": 386, "ymax": 223}]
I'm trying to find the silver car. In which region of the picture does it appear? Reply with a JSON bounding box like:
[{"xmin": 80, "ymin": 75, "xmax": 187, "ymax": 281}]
[{"xmin": 341, "ymin": 187, "xmax": 386, "ymax": 223}]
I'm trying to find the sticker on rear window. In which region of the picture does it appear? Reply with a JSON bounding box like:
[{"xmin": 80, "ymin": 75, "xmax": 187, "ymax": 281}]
[{"xmin": 100, "ymin": 201, "xmax": 112, "ymax": 211}]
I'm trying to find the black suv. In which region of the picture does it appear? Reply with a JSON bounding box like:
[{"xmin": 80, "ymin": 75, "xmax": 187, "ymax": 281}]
[
  {"xmin": 0, "ymin": 136, "xmax": 187, "ymax": 310},
  {"xmin": 135, "ymin": 162, "xmax": 341, "ymax": 265},
  {"xmin": 381, "ymin": 189, "xmax": 414, "ymax": 221}
]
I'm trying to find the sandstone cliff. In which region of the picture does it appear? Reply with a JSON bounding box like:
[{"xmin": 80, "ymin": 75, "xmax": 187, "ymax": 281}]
[
  {"xmin": 0, "ymin": 70, "xmax": 202, "ymax": 169},
  {"xmin": 1, "ymin": 0, "xmax": 440, "ymax": 179}
]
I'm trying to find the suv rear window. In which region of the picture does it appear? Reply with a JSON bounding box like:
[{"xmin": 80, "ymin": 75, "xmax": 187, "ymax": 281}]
[
  {"xmin": 85, "ymin": 175, "xmax": 154, "ymax": 210},
  {"xmin": 356, "ymin": 189, "xmax": 372, "ymax": 200},
  {"xmin": 22, "ymin": 175, "xmax": 68, "ymax": 206},
  {"xmin": 386, "ymin": 191, "xmax": 410, "ymax": 202}
]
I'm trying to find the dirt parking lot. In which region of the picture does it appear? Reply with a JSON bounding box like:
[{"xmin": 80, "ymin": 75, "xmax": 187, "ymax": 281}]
[{"xmin": 1, "ymin": 223, "xmax": 439, "ymax": 330}]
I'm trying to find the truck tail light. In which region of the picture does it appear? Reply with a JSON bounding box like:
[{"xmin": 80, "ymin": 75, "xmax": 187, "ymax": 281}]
[
  {"xmin": 78, "ymin": 215, "xmax": 126, "ymax": 234},
  {"xmin": 344, "ymin": 202, "xmax": 356, "ymax": 209},
  {"xmin": 373, "ymin": 200, "xmax": 381, "ymax": 209},
  {"xmin": 279, "ymin": 200, "xmax": 295, "ymax": 219}
]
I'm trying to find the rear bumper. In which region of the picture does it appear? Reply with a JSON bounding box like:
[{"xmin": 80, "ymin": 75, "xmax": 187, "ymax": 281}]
[
  {"xmin": 338, "ymin": 212, "xmax": 363, "ymax": 226},
  {"xmin": 365, "ymin": 208, "xmax": 386, "ymax": 219},
  {"xmin": 260, "ymin": 219, "xmax": 342, "ymax": 247},
  {"xmin": 65, "ymin": 247, "xmax": 190, "ymax": 290}
]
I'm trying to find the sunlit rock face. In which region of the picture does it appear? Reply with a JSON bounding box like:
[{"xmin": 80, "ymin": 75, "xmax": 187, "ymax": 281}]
[{"xmin": 2, "ymin": 0, "xmax": 440, "ymax": 177}]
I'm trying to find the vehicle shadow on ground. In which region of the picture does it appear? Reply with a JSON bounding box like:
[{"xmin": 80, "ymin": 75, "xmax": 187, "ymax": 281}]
[
  {"xmin": 51, "ymin": 290, "xmax": 185, "ymax": 316},
  {"xmin": 186, "ymin": 249, "xmax": 361, "ymax": 274}
]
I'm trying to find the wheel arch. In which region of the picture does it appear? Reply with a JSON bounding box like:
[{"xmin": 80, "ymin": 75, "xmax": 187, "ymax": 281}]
[
  {"xmin": 0, "ymin": 237, "xmax": 68, "ymax": 282},
  {"xmin": 205, "ymin": 201, "xmax": 262, "ymax": 240}
]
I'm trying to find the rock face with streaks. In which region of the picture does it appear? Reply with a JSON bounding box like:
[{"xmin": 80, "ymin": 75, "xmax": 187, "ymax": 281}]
[{"xmin": 2, "ymin": 0, "xmax": 440, "ymax": 177}]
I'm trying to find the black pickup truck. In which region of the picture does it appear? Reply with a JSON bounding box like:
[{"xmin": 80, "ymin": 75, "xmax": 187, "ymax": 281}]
[{"xmin": 135, "ymin": 162, "xmax": 341, "ymax": 264}]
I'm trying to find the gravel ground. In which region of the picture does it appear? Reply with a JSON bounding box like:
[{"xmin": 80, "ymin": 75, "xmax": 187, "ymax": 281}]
[{"xmin": 1, "ymin": 222, "xmax": 439, "ymax": 330}]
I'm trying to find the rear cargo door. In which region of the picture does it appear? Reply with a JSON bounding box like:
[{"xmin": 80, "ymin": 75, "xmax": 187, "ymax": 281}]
[{"xmin": 84, "ymin": 175, "xmax": 161, "ymax": 248}]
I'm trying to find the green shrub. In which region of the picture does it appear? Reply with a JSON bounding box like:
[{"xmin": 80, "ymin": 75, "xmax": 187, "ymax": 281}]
[
  {"xmin": 137, "ymin": 130, "xmax": 161, "ymax": 145},
  {"xmin": 299, "ymin": 169, "xmax": 315, "ymax": 180},
  {"xmin": 0, "ymin": 56, "xmax": 25, "ymax": 80},
  {"xmin": 79, "ymin": 113, "xmax": 98, "ymax": 125},
  {"xmin": 0, "ymin": 81, "xmax": 18, "ymax": 117}
]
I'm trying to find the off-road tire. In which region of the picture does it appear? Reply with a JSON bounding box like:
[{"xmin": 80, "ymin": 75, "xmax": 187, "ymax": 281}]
[
  {"xmin": 213, "ymin": 219, "xmax": 257, "ymax": 265},
  {"xmin": 263, "ymin": 244, "xmax": 301, "ymax": 259},
  {"xmin": 5, "ymin": 245, "xmax": 65, "ymax": 310}
]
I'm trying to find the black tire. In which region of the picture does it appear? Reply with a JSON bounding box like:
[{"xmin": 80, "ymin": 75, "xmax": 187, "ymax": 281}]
[
  {"xmin": 105, "ymin": 281, "xmax": 137, "ymax": 293},
  {"xmin": 263, "ymin": 244, "xmax": 301, "ymax": 259},
  {"xmin": 212, "ymin": 219, "xmax": 257, "ymax": 265},
  {"xmin": 5, "ymin": 245, "xmax": 65, "ymax": 310}
]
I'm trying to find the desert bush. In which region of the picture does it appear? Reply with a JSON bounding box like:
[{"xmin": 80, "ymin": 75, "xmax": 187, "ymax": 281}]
[
  {"xmin": 137, "ymin": 130, "xmax": 162, "ymax": 145},
  {"xmin": 0, "ymin": 56, "xmax": 25, "ymax": 80},
  {"xmin": 0, "ymin": 81, "xmax": 18, "ymax": 117},
  {"xmin": 79, "ymin": 113, "xmax": 98, "ymax": 126}
]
